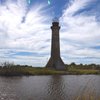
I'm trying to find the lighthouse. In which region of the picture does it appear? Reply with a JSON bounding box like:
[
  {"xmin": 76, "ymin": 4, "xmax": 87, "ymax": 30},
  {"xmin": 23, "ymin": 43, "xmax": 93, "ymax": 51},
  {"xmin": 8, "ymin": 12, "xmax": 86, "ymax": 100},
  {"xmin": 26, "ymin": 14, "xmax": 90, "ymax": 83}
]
[{"xmin": 46, "ymin": 19, "xmax": 65, "ymax": 70}]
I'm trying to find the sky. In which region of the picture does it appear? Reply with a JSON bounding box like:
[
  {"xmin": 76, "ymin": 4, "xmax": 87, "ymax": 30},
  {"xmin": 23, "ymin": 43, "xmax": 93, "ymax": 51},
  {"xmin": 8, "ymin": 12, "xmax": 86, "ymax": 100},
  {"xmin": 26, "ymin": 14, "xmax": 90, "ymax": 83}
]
[{"xmin": 0, "ymin": 0, "xmax": 100, "ymax": 66}]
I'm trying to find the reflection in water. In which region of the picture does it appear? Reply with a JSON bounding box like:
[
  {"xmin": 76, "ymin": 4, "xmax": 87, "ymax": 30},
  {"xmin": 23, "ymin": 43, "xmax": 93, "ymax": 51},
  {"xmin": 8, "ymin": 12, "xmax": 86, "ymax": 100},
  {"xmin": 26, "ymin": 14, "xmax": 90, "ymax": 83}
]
[
  {"xmin": 46, "ymin": 76, "xmax": 66, "ymax": 100},
  {"xmin": 0, "ymin": 75, "xmax": 100, "ymax": 100}
]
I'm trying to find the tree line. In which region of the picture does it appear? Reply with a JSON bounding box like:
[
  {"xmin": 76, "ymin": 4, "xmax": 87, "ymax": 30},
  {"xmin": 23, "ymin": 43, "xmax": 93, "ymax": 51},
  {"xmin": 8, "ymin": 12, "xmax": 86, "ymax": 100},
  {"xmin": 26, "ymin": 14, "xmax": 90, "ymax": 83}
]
[{"xmin": 66, "ymin": 62, "xmax": 100, "ymax": 70}]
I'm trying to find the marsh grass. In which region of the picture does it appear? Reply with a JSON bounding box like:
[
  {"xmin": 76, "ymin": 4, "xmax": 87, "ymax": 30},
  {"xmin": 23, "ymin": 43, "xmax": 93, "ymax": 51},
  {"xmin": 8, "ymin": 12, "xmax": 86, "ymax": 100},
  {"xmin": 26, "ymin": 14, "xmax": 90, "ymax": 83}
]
[
  {"xmin": 0, "ymin": 67, "xmax": 68, "ymax": 76},
  {"xmin": 68, "ymin": 69, "xmax": 100, "ymax": 75},
  {"xmin": 0, "ymin": 64, "xmax": 100, "ymax": 76},
  {"xmin": 74, "ymin": 90, "xmax": 100, "ymax": 100}
]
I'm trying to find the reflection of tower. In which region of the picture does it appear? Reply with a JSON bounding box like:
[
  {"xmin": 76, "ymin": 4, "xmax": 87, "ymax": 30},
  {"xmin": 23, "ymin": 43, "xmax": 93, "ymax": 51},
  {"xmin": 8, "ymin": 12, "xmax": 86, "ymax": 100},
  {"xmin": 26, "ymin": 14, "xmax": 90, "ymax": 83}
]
[{"xmin": 46, "ymin": 19, "xmax": 65, "ymax": 70}]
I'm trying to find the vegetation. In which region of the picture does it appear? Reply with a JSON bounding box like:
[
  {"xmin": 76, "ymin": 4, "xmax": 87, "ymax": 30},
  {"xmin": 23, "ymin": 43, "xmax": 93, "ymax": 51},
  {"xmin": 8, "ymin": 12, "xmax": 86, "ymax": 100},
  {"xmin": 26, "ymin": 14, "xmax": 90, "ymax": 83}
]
[
  {"xmin": 0, "ymin": 62, "xmax": 100, "ymax": 76},
  {"xmin": 66, "ymin": 62, "xmax": 100, "ymax": 75}
]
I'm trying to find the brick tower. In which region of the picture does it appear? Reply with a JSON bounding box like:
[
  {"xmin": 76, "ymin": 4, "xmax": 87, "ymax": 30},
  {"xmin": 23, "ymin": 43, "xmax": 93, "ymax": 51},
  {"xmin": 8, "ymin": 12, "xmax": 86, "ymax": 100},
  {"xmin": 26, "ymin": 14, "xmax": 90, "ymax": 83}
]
[{"xmin": 46, "ymin": 19, "xmax": 65, "ymax": 70}]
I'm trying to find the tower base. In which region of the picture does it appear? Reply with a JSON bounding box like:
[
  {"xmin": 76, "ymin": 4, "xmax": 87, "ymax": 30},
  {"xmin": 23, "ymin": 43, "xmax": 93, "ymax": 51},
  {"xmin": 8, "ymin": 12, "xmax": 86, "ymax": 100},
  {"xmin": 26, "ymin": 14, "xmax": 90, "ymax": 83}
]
[{"xmin": 46, "ymin": 57, "xmax": 66, "ymax": 70}]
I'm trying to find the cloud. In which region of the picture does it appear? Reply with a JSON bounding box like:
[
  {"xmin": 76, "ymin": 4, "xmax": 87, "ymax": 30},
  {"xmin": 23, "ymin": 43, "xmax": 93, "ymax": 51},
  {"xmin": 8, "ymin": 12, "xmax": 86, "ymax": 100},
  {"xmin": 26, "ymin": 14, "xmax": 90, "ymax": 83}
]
[
  {"xmin": 62, "ymin": 0, "xmax": 92, "ymax": 16},
  {"xmin": 0, "ymin": 0, "xmax": 51, "ymax": 66},
  {"xmin": 60, "ymin": 0, "xmax": 100, "ymax": 64}
]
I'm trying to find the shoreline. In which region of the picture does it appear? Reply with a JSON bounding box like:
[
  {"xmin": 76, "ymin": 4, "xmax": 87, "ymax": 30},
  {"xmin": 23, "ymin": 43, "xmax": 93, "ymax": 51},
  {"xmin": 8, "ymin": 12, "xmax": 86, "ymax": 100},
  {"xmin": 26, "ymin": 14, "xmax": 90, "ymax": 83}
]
[{"xmin": 0, "ymin": 67, "xmax": 100, "ymax": 76}]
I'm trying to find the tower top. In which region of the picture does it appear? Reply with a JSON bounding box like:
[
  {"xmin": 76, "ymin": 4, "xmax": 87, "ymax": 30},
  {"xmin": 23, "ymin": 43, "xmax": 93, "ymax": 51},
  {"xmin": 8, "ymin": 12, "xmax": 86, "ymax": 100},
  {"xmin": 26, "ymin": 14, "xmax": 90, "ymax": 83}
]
[
  {"xmin": 52, "ymin": 17, "xmax": 59, "ymax": 23},
  {"xmin": 52, "ymin": 17, "xmax": 59, "ymax": 26}
]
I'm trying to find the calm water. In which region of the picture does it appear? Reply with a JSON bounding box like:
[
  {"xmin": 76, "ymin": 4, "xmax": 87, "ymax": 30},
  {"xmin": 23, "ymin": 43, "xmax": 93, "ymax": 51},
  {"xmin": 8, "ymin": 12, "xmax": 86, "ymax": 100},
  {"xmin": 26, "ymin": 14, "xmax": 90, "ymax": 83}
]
[{"xmin": 0, "ymin": 75, "xmax": 100, "ymax": 100}]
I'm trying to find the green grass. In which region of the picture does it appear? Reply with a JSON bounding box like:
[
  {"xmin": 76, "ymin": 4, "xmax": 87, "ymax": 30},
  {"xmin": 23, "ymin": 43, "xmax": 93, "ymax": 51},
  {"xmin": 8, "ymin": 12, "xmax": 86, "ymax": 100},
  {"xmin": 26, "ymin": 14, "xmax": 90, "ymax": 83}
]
[
  {"xmin": 0, "ymin": 67, "xmax": 68, "ymax": 76},
  {"xmin": 0, "ymin": 66, "xmax": 100, "ymax": 76},
  {"xmin": 67, "ymin": 67, "xmax": 100, "ymax": 75}
]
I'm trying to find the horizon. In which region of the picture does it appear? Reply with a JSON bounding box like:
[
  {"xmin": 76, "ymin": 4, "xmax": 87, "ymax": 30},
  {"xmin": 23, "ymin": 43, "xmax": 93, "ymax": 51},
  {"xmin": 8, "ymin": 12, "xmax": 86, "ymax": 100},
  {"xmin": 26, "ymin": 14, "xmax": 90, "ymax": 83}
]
[{"xmin": 0, "ymin": 0, "xmax": 100, "ymax": 67}]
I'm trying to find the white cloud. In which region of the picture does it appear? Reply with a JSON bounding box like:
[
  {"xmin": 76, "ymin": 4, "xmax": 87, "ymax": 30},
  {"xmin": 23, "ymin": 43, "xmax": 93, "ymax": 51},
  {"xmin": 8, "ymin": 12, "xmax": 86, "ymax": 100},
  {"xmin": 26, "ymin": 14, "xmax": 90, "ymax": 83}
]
[
  {"xmin": 62, "ymin": 0, "xmax": 92, "ymax": 16},
  {"xmin": 60, "ymin": 0, "xmax": 100, "ymax": 64},
  {"xmin": 0, "ymin": 0, "xmax": 51, "ymax": 66}
]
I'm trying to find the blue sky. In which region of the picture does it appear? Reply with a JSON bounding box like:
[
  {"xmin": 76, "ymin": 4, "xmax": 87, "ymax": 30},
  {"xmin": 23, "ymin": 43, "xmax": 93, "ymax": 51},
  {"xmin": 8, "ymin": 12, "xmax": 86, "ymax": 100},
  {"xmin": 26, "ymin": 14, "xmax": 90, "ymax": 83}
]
[{"xmin": 0, "ymin": 0, "xmax": 100, "ymax": 66}]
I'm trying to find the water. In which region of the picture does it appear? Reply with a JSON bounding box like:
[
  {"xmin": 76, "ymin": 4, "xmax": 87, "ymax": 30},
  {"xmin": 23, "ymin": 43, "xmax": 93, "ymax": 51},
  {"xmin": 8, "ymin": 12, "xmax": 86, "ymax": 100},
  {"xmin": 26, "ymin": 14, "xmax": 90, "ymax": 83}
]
[{"xmin": 0, "ymin": 75, "xmax": 100, "ymax": 100}]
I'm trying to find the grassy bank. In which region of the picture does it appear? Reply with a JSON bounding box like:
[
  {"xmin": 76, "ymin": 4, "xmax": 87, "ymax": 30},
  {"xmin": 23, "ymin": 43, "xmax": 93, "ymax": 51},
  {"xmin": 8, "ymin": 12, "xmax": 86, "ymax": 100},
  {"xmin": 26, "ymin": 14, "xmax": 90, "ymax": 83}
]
[
  {"xmin": 0, "ymin": 62, "xmax": 100, "ymax": 76},
  {"xmin": 0, "ymin": 65, "xmax": 100, "ymax": 76},
  {"xmin": 0, "ymin": 67, "xmax": 68, "ymax": 76},
  {"xmin": 67, "ymin": 67, "xmax": 100, "ymax": 75}
]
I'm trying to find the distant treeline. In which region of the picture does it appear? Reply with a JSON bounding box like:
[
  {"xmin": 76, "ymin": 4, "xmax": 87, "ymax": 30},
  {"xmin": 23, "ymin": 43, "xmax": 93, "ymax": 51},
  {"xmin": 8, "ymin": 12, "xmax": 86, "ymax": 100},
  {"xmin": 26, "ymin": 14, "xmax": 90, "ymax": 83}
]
[
  {"xmin": 0, "ymin": 62, "xmax": 33, "ymax": 68},
  {"xmin": 66, "ymin": 62, "xmax": 100, "ymax": 70},
  {"xmin": 0, "ymin": 62, "xmax": 100, "ymax": 69}
]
